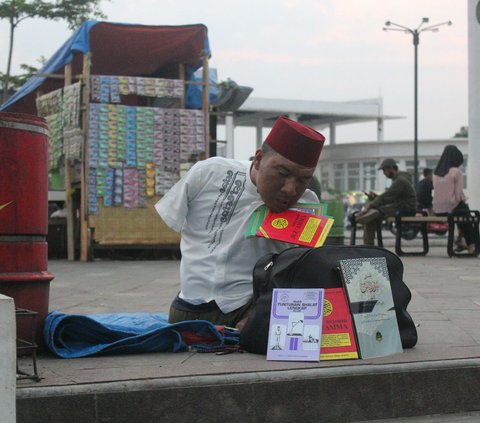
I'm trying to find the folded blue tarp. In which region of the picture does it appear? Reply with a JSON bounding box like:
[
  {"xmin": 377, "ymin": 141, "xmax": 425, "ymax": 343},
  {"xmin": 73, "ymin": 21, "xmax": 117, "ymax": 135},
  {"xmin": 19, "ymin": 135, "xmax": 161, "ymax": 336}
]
[{"xmin": 44, "ymin": 311, "xmax": 239, "ymax": 358}]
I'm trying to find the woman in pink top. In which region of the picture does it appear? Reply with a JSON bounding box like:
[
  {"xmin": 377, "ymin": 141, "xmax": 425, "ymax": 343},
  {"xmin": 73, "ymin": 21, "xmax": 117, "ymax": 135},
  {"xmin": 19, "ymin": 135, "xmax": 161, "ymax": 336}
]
[{"xmin": 432, "ymin": 145, "xmax": 474, "ymax": 253}]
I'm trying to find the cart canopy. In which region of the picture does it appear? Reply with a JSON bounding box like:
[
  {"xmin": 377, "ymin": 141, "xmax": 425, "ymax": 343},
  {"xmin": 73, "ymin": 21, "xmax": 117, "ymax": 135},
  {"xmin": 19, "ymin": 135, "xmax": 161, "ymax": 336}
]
[{"xmin": 1, "ymin": 20, "xmax": 210, "ymax": 113}]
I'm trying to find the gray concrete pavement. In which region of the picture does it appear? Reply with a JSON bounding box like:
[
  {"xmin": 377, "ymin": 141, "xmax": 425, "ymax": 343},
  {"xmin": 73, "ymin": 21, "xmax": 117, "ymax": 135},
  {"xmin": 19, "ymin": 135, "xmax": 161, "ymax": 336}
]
[
  {"xmin": 355, "ymin": 411, "xmax": 480, "ymax": 422},
  {"xmin": 15, "ymin": 233, "xmax": 480, "ymax": 422}
]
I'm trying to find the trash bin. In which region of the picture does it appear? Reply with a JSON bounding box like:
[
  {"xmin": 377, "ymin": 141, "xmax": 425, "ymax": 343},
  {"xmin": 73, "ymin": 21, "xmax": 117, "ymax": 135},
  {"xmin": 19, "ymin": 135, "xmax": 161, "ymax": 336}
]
[
  {"xmin": 323, "ymin": 200, "xmax": 345, "ymax": 245},
  {"xmin": 0, "ymin": 112, "xmax": 54, "ymax": 348}
]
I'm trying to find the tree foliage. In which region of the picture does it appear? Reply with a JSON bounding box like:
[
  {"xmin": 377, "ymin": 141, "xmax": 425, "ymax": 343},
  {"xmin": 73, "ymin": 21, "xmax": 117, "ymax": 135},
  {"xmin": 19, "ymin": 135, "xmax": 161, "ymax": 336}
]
[
  {"xmin": 0, "ymin": 0, "xmax": 107, "ymax": 32},
  {"xmin": 1, "ymin": 0, "xmax": 108, "ymax": 103},
  {"xmin": 453, "ymin": 126, "xmax": 468, "ymax": 138},
  {"xmin": 0, "ymin": 55, "xmax": 45, "ymax": 94}
]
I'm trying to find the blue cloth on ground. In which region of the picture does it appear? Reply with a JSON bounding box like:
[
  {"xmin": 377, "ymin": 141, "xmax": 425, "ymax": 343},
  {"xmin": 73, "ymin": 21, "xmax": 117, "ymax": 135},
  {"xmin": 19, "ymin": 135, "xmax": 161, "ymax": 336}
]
[{"xmin": 44, "ymin": 311, "xmax": 239, "ymax": 358}]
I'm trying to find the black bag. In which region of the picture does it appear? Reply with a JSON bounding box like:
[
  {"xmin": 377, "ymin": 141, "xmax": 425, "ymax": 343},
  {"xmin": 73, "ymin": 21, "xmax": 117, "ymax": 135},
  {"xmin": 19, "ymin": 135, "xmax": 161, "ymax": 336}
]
[{"xmin": 240, "ymin": 245, "xmax": 418, "ymax": 354}]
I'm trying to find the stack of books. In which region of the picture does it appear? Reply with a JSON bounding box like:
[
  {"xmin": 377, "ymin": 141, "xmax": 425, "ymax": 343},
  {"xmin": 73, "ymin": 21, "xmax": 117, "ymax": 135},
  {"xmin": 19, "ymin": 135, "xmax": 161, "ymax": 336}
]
[
  {"xmin": 245, "ymin": 203, "xmax": 334, "ymax": 248},
  {"xmin": 266, "ymin": 257, "xmax": 403, "ymax": 362}
]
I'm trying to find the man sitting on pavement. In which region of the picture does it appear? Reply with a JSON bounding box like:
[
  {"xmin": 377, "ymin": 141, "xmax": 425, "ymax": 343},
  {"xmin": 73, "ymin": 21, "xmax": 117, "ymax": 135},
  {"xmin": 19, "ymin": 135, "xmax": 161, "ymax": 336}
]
[
  {"xmin": 355, "ymin": 158, "xmax": 417, "ymax": 245},
  {"xmin": 155, "ymin": 116, "xmax": 325, "ymax": 329}
]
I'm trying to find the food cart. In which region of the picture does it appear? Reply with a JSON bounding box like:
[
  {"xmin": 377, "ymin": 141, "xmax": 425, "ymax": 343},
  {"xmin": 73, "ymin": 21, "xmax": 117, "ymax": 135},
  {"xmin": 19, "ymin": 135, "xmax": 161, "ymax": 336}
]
[{"xmin": 1, "ymin": 20, "xmax": 211, "ymax": 261}]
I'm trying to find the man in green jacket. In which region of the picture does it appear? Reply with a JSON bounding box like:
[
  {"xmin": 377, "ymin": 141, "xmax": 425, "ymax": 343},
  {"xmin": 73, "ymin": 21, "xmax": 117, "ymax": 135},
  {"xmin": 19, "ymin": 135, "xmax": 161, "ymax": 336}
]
[{"xmin": 355, "ymin": 158, "xmax": 417, "ymax": 245}]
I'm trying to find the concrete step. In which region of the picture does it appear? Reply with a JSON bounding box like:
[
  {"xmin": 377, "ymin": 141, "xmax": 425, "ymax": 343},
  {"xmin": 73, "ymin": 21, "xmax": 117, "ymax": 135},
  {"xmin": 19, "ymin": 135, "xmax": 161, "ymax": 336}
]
[
  {"xmin": 16, "ymin": 357, "xmax": 480, "ymax": 423},
  {"xmin": 354, "ymin": 411, "xmax": 480, "ymax": 422}
]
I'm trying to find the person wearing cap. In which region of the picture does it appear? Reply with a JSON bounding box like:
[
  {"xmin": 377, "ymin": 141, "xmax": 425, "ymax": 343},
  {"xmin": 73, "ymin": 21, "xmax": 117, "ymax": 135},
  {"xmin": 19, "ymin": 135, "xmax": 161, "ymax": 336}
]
[
  {"xmin": 355, "ymin": 158, "xmax": 416, "ymax": 245},
  {"xmin": 155, "ymin": 116, "xmax": 325, "ymax": 329}
]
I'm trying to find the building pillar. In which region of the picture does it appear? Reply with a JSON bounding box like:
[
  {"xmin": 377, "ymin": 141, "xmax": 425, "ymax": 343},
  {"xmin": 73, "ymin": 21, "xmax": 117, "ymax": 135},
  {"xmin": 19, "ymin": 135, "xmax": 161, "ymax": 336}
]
[
  {"xmin": 329, "ymin": 123, "xmax": 336, "ymax": 145},
  {"xmin": 288, "ymin": 113, "xmax": 298, "ymax": 121},
  {"xmin": 468, "ymin": 0, "xmax": 480, "ymax": 209},
  {"xmin": 0, "ymin": 295, "xmax": 16, "ymax": 423},
  {"xmin": 377, "ymin": 97, "xmax": 384, "ymax": 142},
  {"xmin": 377, "ymin": 118, "xmax": 384, "ymax": 142},
  {"xmin": 256, "ymin": 118, "xmax": 263, "ymax": 150},
  {"xmin": 225, "ymin": 113, "xmax": 234, "ymax": 159}
]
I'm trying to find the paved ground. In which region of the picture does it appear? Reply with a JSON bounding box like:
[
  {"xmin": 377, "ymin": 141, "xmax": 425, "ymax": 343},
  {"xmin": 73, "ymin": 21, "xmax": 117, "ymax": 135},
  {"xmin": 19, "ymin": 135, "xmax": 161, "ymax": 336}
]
[
  {"xmin": 356, "ymin": 412, "xmax": 480, "ymax": 422},
  {"xmin": 14, "ymin": 232, "xmax": 480, "ymax": 422}
]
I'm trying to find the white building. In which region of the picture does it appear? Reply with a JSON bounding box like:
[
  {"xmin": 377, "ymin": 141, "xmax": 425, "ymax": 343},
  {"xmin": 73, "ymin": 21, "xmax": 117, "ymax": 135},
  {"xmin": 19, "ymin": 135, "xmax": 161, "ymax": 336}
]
[
  {"xmin": 216, "ymin": 96, "xmax": 468, "ymax": 195},
  {"xmin": 319, "ymin": 138, "xmax": 468, "ymax": 194}
]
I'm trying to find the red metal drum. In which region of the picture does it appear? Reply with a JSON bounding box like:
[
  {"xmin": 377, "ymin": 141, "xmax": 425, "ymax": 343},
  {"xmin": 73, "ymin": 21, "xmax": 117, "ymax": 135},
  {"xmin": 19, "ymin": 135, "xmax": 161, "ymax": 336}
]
[{"xmin": 0, "ymin": 112, "xmax": 54, "ymax": 348}]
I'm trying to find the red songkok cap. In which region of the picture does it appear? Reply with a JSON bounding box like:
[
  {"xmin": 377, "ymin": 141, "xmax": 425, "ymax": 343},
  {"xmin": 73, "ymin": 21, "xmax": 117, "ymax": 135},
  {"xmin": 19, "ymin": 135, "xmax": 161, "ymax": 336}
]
[{"xmin": 264, "ymin": 116, "xmax": 325, "ymax": 167}]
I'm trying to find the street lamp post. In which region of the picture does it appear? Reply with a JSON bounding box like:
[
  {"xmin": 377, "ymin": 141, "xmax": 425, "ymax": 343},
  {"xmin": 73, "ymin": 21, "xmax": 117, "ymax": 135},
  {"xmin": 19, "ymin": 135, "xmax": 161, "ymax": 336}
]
[{"xmin": 383, "ymin": 18, "xmax": 452, "ymax": 185}]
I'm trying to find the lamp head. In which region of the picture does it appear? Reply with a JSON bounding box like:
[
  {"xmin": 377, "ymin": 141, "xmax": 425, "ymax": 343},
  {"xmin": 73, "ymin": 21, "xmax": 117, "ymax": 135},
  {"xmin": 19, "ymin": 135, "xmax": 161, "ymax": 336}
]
[
  {"xmin": 422, "ymin": 17, "xmax": 429, "ymax": 23},
  {"xmin": 385, "ymin": 21, "xmax": 391, "ymax": 26}
]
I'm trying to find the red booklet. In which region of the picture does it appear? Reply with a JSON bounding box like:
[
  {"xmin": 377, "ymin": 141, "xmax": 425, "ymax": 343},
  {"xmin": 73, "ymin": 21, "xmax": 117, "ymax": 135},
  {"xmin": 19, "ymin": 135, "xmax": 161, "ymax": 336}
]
[
  {"xmin": 256, "ymin": 208, "xmax": 333, "ymax": 248},
  {"xmin": 320, "ymin": 288, "xmax": 359, "ymax": 360}
]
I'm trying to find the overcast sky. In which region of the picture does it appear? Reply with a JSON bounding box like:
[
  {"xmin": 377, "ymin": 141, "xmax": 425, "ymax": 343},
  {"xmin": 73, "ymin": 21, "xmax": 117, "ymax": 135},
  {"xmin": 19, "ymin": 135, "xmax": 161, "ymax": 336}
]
[{"xmin": 0, "ymin": 0, "xmax": 467, "ymax": 158}]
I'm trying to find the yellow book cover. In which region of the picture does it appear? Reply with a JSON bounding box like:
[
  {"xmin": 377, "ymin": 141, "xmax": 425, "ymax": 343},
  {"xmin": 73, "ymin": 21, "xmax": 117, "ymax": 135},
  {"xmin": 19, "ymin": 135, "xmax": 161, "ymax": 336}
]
[{"xmin": 256, "ymin": 208, "xmax": 334, "ymax": 247}]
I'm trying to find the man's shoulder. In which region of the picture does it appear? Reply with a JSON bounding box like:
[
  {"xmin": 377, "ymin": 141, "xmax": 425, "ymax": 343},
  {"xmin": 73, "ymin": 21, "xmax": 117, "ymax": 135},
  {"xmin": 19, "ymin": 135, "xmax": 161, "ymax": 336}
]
[
  {"xmin": 194, "ymin": 156, "xmax": 249, "ymax": 171},
  {"xmin": 449, "ymin": 167, "xmax": 463, "ymax": 176},
  {"xmin": 417, "ymin": 179, "xmax": 433, "ymax": 188},
  {"xmin": 299, "ymin": 188, "xmax": 319, "ymax": 204},
  {"xmin": 395, "ymin": 172, "xmax": 414, "ymax": 185},
  {"xmin": 183, "ymin": 157, "xmax": 250, "ymax": 187}
]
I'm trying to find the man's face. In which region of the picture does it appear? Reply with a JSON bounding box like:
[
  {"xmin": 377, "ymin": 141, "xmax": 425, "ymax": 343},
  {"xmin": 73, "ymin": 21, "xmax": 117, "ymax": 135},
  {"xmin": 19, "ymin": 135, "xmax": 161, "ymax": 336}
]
[
  {"xmin": 382, "ymin": 167, "xmax": 396, "ymax": 179},
  {"xmin": 252, "ymin": 149, "xmax": 315, "ymax": 213}
]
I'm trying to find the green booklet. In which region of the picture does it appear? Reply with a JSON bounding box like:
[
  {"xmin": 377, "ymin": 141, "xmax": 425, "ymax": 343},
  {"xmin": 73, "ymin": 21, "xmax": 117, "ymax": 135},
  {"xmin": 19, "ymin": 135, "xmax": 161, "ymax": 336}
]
[{"xmin": 339, "ymin": 257, "xmax": 403, "ymax": 359}]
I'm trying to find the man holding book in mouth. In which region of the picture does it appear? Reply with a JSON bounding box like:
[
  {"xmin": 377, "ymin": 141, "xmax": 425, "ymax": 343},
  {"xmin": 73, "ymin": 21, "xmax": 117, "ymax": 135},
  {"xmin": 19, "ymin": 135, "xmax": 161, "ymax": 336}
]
[{"xmin": 155, "ymin": 116, "xmax": 325, "ymax": 329}]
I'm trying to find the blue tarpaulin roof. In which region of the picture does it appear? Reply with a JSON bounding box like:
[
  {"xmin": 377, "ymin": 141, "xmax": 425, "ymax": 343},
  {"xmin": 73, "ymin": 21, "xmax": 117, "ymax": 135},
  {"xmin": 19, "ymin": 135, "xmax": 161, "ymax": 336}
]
[{"xmin": 1, "ymin": 20, "xmax": 210, "ymax": 113}]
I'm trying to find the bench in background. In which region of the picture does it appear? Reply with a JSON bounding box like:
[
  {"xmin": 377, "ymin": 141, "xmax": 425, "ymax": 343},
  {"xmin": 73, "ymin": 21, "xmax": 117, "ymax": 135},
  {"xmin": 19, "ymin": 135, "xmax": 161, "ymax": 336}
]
[{"xmin": 350, "ymin": 210, "xmax": 480, "ymax": 257}]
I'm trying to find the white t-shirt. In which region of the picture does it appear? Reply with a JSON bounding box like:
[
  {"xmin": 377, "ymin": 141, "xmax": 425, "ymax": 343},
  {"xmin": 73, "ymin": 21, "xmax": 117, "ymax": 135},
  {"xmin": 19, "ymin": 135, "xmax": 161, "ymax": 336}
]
[{"xmin": 155, "ymin": 156, "xmax": 318, "ymax": 313}]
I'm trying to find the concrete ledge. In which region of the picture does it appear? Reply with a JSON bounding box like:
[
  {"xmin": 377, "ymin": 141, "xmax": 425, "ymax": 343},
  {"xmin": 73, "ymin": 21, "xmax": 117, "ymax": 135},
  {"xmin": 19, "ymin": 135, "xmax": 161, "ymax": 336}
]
[
  {"xmin": 17, "ymin": 358, "xmax": 480, "ymax": 423},
  {"xmin": 0, "ymin": 294, "xmax": 16, "ymax": 423}
]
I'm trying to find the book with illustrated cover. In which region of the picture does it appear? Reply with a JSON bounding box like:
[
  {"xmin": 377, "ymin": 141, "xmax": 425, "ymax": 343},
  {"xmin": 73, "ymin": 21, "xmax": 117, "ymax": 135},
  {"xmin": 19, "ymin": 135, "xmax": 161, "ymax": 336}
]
[
  {"xmin": 320, "ymin": 288, "xmax": 359, "ymax": 361},
  {"xmin": 247, "ymin": 203, "xmax": 333, "ymax": 248},
  {"xmin": 267, "ymin": 288, "xmax": 324, "ymax": 362},
  {"xmin": 339, "ymin": 257, "xmax": 403, "ymax": 359}
]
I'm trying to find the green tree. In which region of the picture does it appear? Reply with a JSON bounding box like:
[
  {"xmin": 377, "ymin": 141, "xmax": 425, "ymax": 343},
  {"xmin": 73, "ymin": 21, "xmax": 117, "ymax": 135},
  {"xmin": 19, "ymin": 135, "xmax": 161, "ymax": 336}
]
[
  {"xmin": 0, "ymin": 0, "xmax": 107, "ymax": 103},
  {"xmin": 0, "ymin": 55, "xmax": 45, "ymax": 96},
  {"xmin": 453, "ymin": 126, "xmax": 468, "ymax": 138}
]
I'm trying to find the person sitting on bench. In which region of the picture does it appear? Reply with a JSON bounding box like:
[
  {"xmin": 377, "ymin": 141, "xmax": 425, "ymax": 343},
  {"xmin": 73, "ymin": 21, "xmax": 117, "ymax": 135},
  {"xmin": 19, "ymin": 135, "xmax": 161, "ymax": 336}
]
[
  {"xmin": 432, "ymin": 145, "xmax": 475, "ymax": 254},
  {"xmin": 416, "ymin": 168, "xmax": 434, "ymax": 213},
  {"xmin": 355, "ymin": 158, "xmax": 417, "ymax": 245}
]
